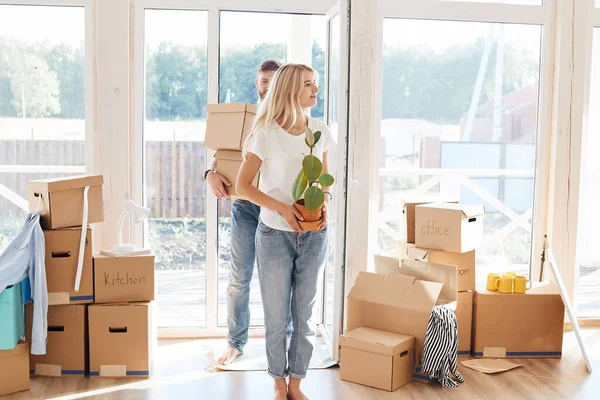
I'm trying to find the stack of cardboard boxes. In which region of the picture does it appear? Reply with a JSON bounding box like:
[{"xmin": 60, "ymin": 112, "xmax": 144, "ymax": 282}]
[
  {"xmin": 402, "ymin": 201, "xmax": 483, "ymax": 356},
  {"xmin": 89, "ymin": 253, "xmax": 155, "ymax": 378},
  {"xmin": 340, "ymin": 200, "xmax": 484, "ymax": 391},
  {"xmin": 25, "ymin": 175, "xmax": 104, "ymax": 379},
  {"xmin": 341, "ymin": 198, "xmax": 566, "ymax": 392},
  {"xmin": 204, "ymin": 103, "xmax": 258, "ymax": 197},
  {"xmin": 0, "ymin": 174, "xmax": 156, "ymax": 396}
]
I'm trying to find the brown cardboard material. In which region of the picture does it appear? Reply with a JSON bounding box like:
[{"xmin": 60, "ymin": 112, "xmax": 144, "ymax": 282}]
[
  {"xmin": 461, "ymin": 359, "xmax": 522, "ymax": 374},
  {"xmin": 25, "ymin": 305, "xmax": 87, "ymax": 377},
  {"xmin": 373, "ymin": 256, "xmax": 458, "ymax": 307},
  {"xmin": 214, "ymin": 150, "xmax": 259, "ymax": 198},
  {"xmin": 403, "ymin": 198, "xmax": 458, "ymax": 244},
  {"xmin": 27, "ymin": 174, "xmax": 104, "ymax": 229},
  {"xmin": 399, "ymin": 259, "xmax": 458, "ymax": 308},
  {"xmin": 45, "ymin": 227, "xmax": 94, "ymax": 304},
  {"xmin": 415, "ymin": 203, "xmax": 485, "ymax": 253},
  {"xmin": 456, "ymin": 291, "xmax": 473, "ymax": 356},
  {"xmin": 0, "ymin": 341, "xmax": 30, "ymax": 396},
  {"xmin": 472, "ymin": 282, "xmax": 564, "ymax": 358},
  {"xmin": 89, "ymin": 302, "xmax": 153, "ymax": 378},
  {"xmin": 347, "ymin": 269, "xmax": 443, "ymax": 382},
  {"xmin": 402, "ymin": 243, "xmax": 476, "ymax": 292},
  {"xmin": 340, "ymin": 327, "xmax": 414, "ymax": 391},
  {"xmin": 204, "ymin": 103, "xmax": 257, "ymax": 150},
  {"xmin": 93, "ymin": 254, "xmax": 155, "ymax": 304}
]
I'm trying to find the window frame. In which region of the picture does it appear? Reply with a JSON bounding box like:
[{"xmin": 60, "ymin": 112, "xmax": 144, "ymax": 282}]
[
  {"xmin": 133, "ymin": 0, "xmax": 345, "ymax": 338},
  {"xmin": 360, "ymin": 0, "xmax": 557, "ymax": 283}
]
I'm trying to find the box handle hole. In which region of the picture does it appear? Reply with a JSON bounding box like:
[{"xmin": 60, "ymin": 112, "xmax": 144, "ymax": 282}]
[
  {"xmin": 468, "ymin": 217, "xmax": 477, "ymax": 223},
  {"xmin": 400, "ymin": 350, "xmax": 408, "ymax": 357},
  {"xmin": 109, "ymin": 327, "xmax": 128, "ymax": 333},
  {"xmin": 48, "ymin": 326, "xmax": 65, "ymax": 332},
  {"xmin": 52, "ymin": 251, "xmax": 71, "ymax": 258}
]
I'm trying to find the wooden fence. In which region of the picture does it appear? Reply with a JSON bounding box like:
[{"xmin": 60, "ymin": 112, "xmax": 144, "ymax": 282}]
[{"xmin": 0, "ymin": 140, "xmax": 232, "ymax": 219}]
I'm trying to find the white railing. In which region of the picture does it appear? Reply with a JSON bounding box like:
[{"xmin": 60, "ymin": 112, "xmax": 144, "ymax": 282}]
[{"xmin": 378, "ymin": 167, "xmax": 535, "ymax": 245}]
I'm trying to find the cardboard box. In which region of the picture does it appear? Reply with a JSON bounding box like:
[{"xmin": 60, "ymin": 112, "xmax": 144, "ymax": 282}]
[
  {"xmin": 89, "ymin": 302, "xmax": 153, "ymax": 378},
  {"xmin": 403, "ymin": 197, "xmax": 458, "ymax": 244},
  {"xmin": 347, "ymin": 268, "xmax": 443, "ymax": 382},
  {"xmin": 340, "ymin": 327, "xmax": 414, "ymax": 391},
  {"xmin": 214, "ymin": 150, "xmax": 259, "ymax": 198},
  {"xmin": 25, "ymin": 304, "xmax": 87, "ymax": 377},
  {"xmin": 204, "ymin": 103, "xmax": 257, "ymax": 151},
  {"xmin": 93, "ymin": 254, "xmax": 155, "ymax": 304},
  {"xmin": 456, "ymin": 291, "xmax": 474, "ymax": 356},
  {"xmin": 472, "ymin": 283, "xmax": 564, "ymax": 358},
  {"xmin": 28, "ymin": 174, "xmax": 104, "ymax": 230},
  {"xmin": 374, "ymin": 256, "xmax": 458, "ymax": 308},
  {"xmin": 0, "ymin": 341, "xmax": 30, "ymax": 396},
  {"xmin": 45, "ymin": 227, "xmax": 94, "ymax": 304},
  {"xmin": 400, "ymin": 242, "xmax": 476, "ymax": 292},
  {"xmin": 415, "ymin": 203, "xmax": 484, "ymax": 253}
]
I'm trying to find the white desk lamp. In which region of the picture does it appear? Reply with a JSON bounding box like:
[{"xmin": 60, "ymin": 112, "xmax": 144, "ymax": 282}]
[{"xmin": 100, "ymin": 199, "xmax": 152, "ymax": 257}]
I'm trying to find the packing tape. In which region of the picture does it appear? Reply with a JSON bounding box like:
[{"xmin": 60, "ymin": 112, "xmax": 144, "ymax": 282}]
[
  {"xmin": 48, "ymin": 292, "xmax": 70, "ymax": 305},
  {"xmin": 35, "ymin": 363, "xmax": 62, "ymax": 377},
  {"xmin": 100, "ymin": 365, "xmax": 127, "ymax": 377},
  {"xmin": 483, "ymin": 347, "xmax": 507, "ymax": 358},
  {"xmin": 74, "ymin": 186, "xmax": 89, "ymax": 292}
]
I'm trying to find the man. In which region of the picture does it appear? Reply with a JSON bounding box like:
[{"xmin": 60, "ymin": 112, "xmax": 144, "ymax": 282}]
[{"xmin": 205, "ymin": 60, "xmax": 291, "ymax": 365}]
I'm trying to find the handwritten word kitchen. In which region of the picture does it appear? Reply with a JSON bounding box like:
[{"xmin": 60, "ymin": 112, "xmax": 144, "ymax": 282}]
[{"xmin": 104, "ymin": 272, "xmax": 147, "ymax": 287}]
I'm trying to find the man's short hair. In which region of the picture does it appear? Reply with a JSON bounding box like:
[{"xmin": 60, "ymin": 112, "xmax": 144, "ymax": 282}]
[{"xmin": 257, "ymin": 60, "xmax": 282, "ymax": 75}]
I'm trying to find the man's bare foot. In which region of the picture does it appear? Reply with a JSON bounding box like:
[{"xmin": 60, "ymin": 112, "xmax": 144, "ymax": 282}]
[
  {"xmin": 288, "ymin": 377, "xmax": 308, "ymax": 400},
  {"xmin": 273, "ymin": 379, "xmax": 287, "ymax": 400},
  {"xmin": 217, "ymin": 346, "xmax": 241, "ymax": 365}
]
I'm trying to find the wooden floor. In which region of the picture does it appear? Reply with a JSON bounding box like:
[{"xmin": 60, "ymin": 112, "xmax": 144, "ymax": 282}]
[{"xmin": 3, "ymin": 330, "xmax": 600, "ymax": 400}]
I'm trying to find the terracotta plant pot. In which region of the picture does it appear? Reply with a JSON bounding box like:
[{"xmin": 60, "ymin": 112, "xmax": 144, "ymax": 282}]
[{"xmin": 295, "ymin": 200, "xmax": 322, "ymax": 232}]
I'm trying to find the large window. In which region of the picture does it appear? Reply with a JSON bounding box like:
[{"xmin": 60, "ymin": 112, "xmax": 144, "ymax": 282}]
[
  {"xmin": 0, "ymin": 4, "xmax": 86, "ymax": 251},
  {"xmin": 216, "ymin": 11, "xmax": 326, "ymax": 328},
  {"xmin": 577, "ymin": 28, "xmax": 600, "ymax": 318},
  {"xmin": 143, "ymin": 9, "xmax": 208, "ymax": 328},
  {"xmin": 377, "ymin": 18, "xmax": 542, "ymax": 280}
]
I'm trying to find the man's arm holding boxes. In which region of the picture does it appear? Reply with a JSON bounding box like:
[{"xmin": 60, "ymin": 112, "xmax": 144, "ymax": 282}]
[{"xmin": 205, "ymin": 157, "xmax": 232, "ymax": 199}]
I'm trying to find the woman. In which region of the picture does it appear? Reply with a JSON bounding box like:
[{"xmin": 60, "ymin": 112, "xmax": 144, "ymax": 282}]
[{"xmin": 237, "ymin": 64, "xmax": 333, "ymax": 400}]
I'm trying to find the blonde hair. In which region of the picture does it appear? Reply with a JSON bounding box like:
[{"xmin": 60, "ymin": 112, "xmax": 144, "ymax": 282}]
[{"xmin": 244, "ymin": 63, "xmax": 318, "ymax": 154}]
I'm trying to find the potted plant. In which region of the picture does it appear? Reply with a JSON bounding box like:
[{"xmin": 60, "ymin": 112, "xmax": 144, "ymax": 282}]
[{"xmin": 291, "ymin": 127, "xmax": 335, "ymax": 231}]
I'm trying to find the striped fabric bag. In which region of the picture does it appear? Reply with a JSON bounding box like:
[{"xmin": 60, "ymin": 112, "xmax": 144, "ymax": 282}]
[{"xmin": 421, "ymin": 305, "xmax": 465, "ymax": 388}]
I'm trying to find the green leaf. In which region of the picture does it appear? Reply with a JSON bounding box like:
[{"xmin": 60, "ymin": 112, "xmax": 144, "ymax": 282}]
[
  {"xmin": 302, "ymin": 155, "xmax": 322, "ymax": 182},
  {"xmin": 304, "ymin": 186, "xmax": 325, "ymax": 211},
  {"xmin": 318, "ymin": 174, "xmax": 335, "ymax": 187},
  {"xmin": 313, "ymin": 130, "xmax": 322, "ymax": 146},
  {"xmin": 306, "ymin": 126, "xmax": 315, "ymax": 147},
  {"xmin": 291, "ymin": 170, "xmax": 308, "ymax": 202}
]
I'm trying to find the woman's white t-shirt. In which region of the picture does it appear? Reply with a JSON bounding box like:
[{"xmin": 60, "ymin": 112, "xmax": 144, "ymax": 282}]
[{"xmin": 246, "ymin": 117, "xmax": 336, "ymax": 232}]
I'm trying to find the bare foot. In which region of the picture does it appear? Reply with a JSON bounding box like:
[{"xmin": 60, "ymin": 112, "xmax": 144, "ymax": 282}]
[
  {"xmin": 288, "ymin": 386, "xmax": 309, "ymax": 400},
  {"xmin": 288, "ymin": 377, "xmax": 308, "ymax": 400},
  {"xmin": 274, "ymin": 379, "xmax": 287, "ymax": 400},
  {"xmin": 217, "ymin": 346, "xmax": 241, "ymax": 365}
]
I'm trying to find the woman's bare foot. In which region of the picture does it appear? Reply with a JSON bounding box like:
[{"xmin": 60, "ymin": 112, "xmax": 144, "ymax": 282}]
[
  {"xmin": 288, "ymin": 377, "xmax": 308, "ymax": 400},
  {"xmin": 217, "ymin": 346, "xmax": 241, "ymax": 365},
  {"xmin": 273, "ymin": 378, "xmax": 287, "ymax": 400}
]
